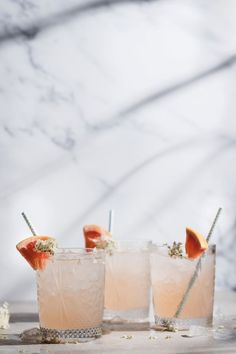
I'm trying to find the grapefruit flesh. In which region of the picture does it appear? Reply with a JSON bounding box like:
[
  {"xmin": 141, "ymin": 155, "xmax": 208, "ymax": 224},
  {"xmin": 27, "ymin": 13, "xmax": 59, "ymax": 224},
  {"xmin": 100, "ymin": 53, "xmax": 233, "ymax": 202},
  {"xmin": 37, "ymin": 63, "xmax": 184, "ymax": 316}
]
[
  {"xmin": 185, "ymin": 227, "xmax": 208, "ymax": 259},
  {"xmin": 16, "ymin": 236, "xmax": 54, "ymax": 270},
  {"xmin": 83, "ymin": 224, "xmax": 111, "ymax": 249}
]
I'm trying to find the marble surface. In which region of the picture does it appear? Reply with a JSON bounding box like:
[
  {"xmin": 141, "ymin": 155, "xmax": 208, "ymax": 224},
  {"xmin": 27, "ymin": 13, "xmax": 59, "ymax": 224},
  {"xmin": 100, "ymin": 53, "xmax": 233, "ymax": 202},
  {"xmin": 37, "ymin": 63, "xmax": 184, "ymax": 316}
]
[
  {"xmin": 1, "ymin": 0, "xmax": 236, "ymax": 301},
  {"xmin": 0, "ymin": 291, "xmax": 236, "ymax": 353}
]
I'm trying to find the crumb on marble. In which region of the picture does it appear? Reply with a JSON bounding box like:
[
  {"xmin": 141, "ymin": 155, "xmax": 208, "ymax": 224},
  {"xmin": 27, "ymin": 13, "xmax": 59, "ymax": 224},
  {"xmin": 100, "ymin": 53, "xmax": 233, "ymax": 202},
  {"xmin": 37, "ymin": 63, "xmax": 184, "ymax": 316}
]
[
  {"xmin": 148, "ymin": 335, "xmax": 158, "ymax": 340},
  {"xmin": 121, "ymin": 335, "xmax": 134, "ymax": 340}
]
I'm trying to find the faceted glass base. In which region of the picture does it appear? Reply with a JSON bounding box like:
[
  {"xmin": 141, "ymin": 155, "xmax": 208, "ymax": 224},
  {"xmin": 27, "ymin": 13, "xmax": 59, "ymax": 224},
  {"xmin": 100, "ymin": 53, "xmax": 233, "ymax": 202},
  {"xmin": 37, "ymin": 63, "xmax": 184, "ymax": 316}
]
[
  {"xmin": 154, "ymin": 315, "xmax": 213, "ymax": 330},
  {"xmin": 40, "ymin": 326, "xmax": 102, "ymax": 343}
]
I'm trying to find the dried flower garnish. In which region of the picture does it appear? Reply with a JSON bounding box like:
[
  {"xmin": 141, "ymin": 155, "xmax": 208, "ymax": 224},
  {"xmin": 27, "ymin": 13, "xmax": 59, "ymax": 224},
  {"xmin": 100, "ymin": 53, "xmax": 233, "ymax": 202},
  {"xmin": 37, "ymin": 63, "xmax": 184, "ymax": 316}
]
[
  {"xmin": 164, "ymin": 242, "xmax": 184, "ymax": 258},
  {"xmin": 95, "ymin": 235, "xmax": 117, "ymax": 255},
  {"xmin": 34, "ymin": 239, "xmax": 57, "ymax": 255}
]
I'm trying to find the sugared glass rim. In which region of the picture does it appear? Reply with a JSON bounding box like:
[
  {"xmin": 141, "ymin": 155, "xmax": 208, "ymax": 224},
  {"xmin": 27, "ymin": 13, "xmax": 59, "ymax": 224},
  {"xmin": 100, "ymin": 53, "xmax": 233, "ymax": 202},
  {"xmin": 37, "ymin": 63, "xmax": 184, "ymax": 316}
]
[
  {"xmin": 55, "ymin": 247, "xmax": 105, "ymax": 253},
  {"xmin": 105, "ymin": 239, "xmax": 151, "ymax": 252},
  {"xmin": 52, "ymin": 247, "xmax": 105, "ymax": 260}
]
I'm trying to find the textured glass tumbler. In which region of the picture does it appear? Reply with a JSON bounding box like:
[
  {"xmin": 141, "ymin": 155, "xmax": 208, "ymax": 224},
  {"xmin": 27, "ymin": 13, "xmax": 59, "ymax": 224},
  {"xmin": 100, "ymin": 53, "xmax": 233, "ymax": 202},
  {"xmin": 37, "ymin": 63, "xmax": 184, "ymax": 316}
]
[
  {"xmin": 37, "ymin": 249, "xmax": 105, "ymax": 342},
  {"xmin": 104, "ymin": 241, "xmax": 150, "ymax": 328},
  {"xmin": 150, "ymin": 245, "xmax": 216, "ymax": 330}
]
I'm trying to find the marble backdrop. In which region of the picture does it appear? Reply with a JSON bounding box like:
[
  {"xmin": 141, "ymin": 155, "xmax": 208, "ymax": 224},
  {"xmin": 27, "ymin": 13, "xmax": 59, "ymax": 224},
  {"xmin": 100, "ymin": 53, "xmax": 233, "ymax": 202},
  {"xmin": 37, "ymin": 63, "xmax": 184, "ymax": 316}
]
[{"xmin": 0, "ymin": 0, "xmax": 236, "ymax": 301}]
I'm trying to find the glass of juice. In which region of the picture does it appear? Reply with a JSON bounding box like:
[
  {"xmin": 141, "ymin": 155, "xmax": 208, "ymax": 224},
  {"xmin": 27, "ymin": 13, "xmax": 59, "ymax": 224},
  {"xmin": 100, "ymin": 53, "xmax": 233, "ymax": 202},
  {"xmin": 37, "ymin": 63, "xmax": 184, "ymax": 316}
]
[
  {"xmin": 104, "ymin": 241, "xmax": 150, "ymax": 328},
  {"xmin": 37, "ymin": 248, "xmax": 105, "ymax": 342},
  {"xmin": 150, "ymin": 244, "xmax": 216, "ymax": 329}
]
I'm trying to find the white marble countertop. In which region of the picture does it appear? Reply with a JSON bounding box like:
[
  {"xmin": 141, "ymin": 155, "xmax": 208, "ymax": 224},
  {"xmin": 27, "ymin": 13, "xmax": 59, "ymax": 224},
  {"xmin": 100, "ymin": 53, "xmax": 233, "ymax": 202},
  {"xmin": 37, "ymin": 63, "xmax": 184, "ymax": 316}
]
[{"xmin": 0, "ymin": 291, "xmax": 236, "ymax": 353}]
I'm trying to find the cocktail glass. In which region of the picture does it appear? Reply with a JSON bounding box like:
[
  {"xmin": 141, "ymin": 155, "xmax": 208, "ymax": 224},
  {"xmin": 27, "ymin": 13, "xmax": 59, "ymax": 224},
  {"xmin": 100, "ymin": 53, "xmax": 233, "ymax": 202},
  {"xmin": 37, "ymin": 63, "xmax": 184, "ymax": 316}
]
[
  {"xmin": 150, "ymin": 245, "xmax": 216, "ymax": 329},
  {"xmin": 104, "ymin": 241, "xmax": 150, "ymax": 328},
  {"xmin": 37, "ymin": 248, "xmax": 105, "ymax": 342}
]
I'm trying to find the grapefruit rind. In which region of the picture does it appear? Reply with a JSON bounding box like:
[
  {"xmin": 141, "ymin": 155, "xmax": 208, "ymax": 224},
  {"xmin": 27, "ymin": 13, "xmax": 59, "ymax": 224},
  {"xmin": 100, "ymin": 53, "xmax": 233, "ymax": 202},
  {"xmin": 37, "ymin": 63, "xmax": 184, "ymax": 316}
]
[
  {"xmin": 16, "ymin": 236, "xmax": 56, "ymax": 270},
  {"xmin": 185, "ymin": 227, "xmax": 208, "ymax": 259}
]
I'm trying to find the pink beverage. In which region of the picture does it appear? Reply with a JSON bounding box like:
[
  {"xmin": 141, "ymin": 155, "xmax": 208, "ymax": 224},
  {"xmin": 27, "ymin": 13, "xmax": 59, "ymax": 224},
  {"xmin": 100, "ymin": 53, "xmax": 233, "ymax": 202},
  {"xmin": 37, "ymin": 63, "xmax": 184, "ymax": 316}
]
[
  {"xmin": 150, "ymin": 245, "xmax": 215, "ymax": 329},
  {"xmin": 37, "ymin": 249, "xmax": 105, "ymax": 342},
  {"xmin": 104, "ymin": 241, "xmax": 150, "ymax": 326}
]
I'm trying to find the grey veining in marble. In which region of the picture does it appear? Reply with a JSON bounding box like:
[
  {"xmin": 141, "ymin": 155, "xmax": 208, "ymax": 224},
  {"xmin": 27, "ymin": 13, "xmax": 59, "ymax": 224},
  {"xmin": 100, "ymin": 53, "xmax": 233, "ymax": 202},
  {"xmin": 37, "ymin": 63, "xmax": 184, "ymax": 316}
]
[{"xmin": 0, "ymin": 0, "xmax": 236, "ymax": 301}]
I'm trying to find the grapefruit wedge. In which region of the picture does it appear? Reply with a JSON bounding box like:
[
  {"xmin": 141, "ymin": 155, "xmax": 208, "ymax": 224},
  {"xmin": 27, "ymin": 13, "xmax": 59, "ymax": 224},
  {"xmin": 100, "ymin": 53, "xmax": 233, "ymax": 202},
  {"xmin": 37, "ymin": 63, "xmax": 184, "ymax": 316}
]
[
  {"xmin": 16, "ymin": 236, "xmax": 55, "ymax": 270},
  {"xmin": 83, "ymin": 224, "xmax": 111, "ymax": 249},
  {"xmin": 185, "ymin": 227, "xmax": 208, "ymax": 259}
]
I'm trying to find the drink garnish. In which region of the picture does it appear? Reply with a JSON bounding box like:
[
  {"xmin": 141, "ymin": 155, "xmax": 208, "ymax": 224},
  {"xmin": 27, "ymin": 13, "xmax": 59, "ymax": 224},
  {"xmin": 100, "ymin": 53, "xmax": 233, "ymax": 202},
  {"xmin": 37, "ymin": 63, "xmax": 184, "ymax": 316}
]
[
  {"xmin": 83, "ymin": 211, "xmax": 116, "ymax": 253},
  {"xmin": 165, "ymin": 242, "xmax": 184, "ymax": 258},
  {"xmin": 83, "ymin": 224, "xmax": 111, "ymax": 248},
  {"xmin": 94, "ymin": 235, "xmax": 117, "ymax": 255},
  {"xmin": 164, "ymin": 228, "xmax": 208, "ymax": 260},
  {"xmin": 18, "ymin": 212, "xmax": 57, "ymax": 270},
  {"xmin": 16, "ymin": 236, "xmax": 56, "ymax": 270},
  {"xmin": 34, "ymin": 238, "xmax": 57, "ymax": 255},
  {"xmin": 83, "ymin": 224, "xmax": 117, "ymax": 254},
  {"xmin": 185, "ymin": 227, "xmax": 208, "ymax": 259}
]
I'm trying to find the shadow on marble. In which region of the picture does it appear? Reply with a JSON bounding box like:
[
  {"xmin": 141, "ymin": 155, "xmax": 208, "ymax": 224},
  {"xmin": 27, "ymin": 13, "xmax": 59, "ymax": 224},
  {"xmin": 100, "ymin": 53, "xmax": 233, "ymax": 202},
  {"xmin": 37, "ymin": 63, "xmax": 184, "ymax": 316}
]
[{"xmin": 0, "ymin": 0, "xmax": 159, "ymax": 44}]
